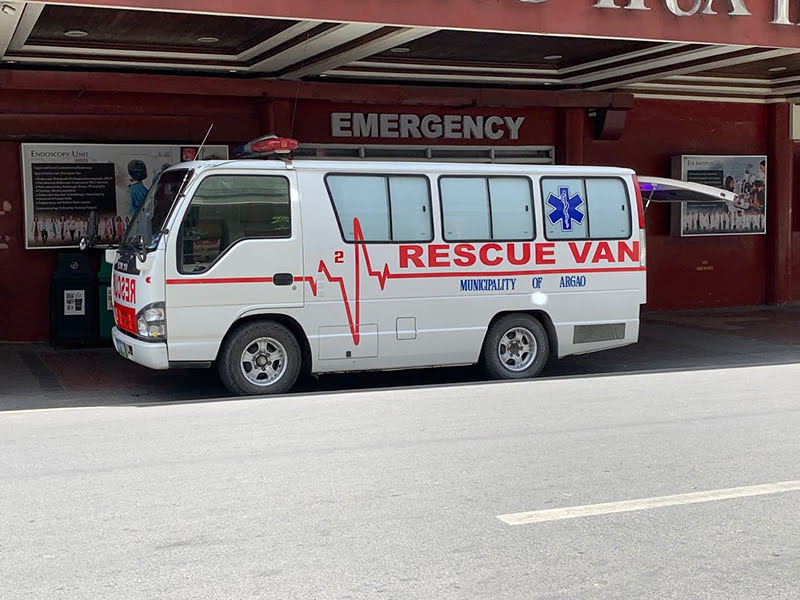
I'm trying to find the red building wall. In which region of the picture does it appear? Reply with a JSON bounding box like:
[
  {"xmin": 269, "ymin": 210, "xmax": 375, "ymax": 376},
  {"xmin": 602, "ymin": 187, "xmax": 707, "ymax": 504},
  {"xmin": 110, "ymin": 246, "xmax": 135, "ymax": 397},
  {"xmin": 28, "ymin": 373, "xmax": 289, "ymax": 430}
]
[
  {"xmin": 585, "ymin": 99, "xmax": 769, "ymax": 310},
  {"xmin": 0, "ymin": 142, "xmax": 54, "ymax": 342},
  {"xmin": 0, "ymin": 86, "xmax": 781, "ymax": 340},
  {"xmin": 792, "ymin": 150, "xmax": 800, "ymax": 300},
  {"xmin": 0, "ymin": 90, "xmax": 260, "ymax": 341}
]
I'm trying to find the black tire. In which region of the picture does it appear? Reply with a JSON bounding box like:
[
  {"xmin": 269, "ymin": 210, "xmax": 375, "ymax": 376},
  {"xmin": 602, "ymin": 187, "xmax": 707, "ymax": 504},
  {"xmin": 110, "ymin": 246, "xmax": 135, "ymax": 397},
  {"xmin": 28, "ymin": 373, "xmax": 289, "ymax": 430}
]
[
  {"xmin": 217, "ymin": 321, "xmax": 302, "ymax": 396},
  {"xmin": 481, "ymin": 314, "xmax": 549, "ymax": 380}
]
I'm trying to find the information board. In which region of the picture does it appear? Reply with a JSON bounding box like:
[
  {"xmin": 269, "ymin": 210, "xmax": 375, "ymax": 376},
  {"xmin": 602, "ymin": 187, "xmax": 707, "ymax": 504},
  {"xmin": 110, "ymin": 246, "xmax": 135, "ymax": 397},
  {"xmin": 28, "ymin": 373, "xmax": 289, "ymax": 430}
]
[
  {"xmin": 22, "ymin": 143, "xmax": 228, "ymax": 249},
  {"xmin": 671, "ymin": 155, "xmax": 767, "ymax": 237}
]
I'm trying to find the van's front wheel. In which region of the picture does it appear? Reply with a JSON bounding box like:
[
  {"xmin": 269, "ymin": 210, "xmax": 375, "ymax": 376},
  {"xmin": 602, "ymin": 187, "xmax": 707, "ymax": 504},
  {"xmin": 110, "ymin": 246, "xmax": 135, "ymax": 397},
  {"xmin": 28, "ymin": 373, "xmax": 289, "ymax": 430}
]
[
  {"xmin": 218, "ymin": 321, "xmax": 301, "ymax": 396},
  {"xmin": 481, "ymin": 314, "xmax": 549, "ymax": 380}
]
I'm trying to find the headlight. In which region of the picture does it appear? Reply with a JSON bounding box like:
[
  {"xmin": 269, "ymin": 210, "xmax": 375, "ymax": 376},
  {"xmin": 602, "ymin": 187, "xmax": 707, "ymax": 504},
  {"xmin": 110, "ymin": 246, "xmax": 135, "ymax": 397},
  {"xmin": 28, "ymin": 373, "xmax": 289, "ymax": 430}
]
[
  {"xmin": 136, "ymin": 301, "xmax": 167, "ymax": 340},
  {"xmin": 143, "ymin": 306, "xmax": 165, "ymax": 321}
]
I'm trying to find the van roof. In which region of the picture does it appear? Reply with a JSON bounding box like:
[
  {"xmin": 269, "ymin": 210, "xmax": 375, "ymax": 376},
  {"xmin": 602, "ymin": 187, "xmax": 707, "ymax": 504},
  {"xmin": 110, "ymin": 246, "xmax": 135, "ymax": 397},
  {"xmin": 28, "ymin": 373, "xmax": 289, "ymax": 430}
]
[{"xmin": 177, "ymin": 159, "xmax": 635, "ymax": 176}]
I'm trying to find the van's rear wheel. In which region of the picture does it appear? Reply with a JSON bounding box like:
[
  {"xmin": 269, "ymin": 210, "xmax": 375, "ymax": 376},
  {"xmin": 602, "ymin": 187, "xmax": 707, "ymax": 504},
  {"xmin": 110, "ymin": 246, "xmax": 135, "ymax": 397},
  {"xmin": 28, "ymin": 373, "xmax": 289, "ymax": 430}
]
[
  {"xmin": 482, "ymin": 314, "xmax": 549, "ymax": 380},
  {"xmin": 218, "ymin": 321, "xmax": 301, "ymax": 396}
]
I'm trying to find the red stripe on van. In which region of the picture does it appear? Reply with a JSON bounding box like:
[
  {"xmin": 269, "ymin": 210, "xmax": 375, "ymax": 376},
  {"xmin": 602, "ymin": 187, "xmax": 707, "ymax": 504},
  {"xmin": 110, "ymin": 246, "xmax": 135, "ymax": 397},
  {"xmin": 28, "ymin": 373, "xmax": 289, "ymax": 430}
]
[
  {"xmin": 166, "ymin": 277, "xmax": 274, "ymax": 285},
  {"xmin": 385, "ymin": 267, "xmax": 646, "ymax": 279},
  {"xmin": 166, "ymin": 266, "xmax": 645, "ymax": 287}
]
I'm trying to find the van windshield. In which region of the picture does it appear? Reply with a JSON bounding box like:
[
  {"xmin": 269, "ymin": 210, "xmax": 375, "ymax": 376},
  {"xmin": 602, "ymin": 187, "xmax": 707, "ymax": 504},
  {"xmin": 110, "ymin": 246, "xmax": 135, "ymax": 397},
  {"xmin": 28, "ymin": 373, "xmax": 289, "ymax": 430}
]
[{"xmin": 122, "ymin": 168, "xmax": 193, "ymax": 249}]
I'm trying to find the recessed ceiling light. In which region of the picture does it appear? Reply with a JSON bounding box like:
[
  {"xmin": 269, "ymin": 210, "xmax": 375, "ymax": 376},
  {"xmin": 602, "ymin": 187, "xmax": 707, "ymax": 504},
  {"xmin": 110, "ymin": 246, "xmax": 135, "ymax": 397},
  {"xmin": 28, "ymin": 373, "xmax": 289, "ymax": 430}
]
[
  {"xmin": 196, "ymin": 36, "xmax": 219, "ymax": 43},
  {"xmin": 390, "ymin": 47, "xmax": 410, "ymax": 54},
  {"xmin": 544, "ymin": 54, "xmax": 563, "ymax": 61},
  {"xmin": 64, "ymin": 30, "xmax": 88, "ymax": 38},
  {"xmin": 769, "ymin": 66, "xmax": 787, "ymax": 72}
]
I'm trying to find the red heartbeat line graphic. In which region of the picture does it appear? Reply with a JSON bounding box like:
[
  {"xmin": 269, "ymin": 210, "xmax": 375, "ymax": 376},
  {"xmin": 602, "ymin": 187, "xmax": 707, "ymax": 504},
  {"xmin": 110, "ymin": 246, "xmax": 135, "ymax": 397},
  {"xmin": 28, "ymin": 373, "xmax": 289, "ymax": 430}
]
[{"xmin": 309, "ymin": 218, "xmax": 387, "ymax": 345}]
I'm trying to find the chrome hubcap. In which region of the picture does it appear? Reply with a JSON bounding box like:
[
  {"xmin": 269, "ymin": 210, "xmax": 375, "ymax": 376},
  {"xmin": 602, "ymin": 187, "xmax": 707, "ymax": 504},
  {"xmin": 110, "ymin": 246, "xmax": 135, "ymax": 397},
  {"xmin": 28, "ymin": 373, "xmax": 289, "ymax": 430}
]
[
  {"xmin": 498, "ymin": 327, "xmax": 536, "ymax": 372},
  {"xmin": 240, "ymin": 337, "xmax": 288, "ymax": 387}
]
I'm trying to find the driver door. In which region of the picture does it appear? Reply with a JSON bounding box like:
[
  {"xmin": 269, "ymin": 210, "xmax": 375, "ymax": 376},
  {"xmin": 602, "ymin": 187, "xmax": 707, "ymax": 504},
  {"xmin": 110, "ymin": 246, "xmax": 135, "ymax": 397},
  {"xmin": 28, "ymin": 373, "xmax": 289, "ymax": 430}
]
[{"xmin": 165, "ymin": 169, "xmax": 303, "ymax": 362}]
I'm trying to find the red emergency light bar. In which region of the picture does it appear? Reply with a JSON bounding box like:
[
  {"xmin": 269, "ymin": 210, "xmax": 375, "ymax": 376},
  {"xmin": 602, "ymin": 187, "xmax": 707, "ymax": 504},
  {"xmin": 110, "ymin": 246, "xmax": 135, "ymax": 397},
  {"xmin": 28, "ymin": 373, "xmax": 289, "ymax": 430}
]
[{"xmin": 249, "ymin": 137, "xmax": 300, "ymax": 155}]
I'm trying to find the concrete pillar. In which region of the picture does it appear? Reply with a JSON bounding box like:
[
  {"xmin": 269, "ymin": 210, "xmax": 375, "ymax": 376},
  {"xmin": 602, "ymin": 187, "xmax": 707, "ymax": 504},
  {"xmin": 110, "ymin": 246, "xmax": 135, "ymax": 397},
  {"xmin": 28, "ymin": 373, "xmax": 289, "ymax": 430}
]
[
  {"xmin": 259, "ymin": 99, "xmax": 294, "ymax": 137},
  {"xmin": 557, "ymin": 108, "xmax": 585, "ymax": 165},
  {"xmin": 766, "ymin": 103, "xmax": 793, "ymax": 304}
]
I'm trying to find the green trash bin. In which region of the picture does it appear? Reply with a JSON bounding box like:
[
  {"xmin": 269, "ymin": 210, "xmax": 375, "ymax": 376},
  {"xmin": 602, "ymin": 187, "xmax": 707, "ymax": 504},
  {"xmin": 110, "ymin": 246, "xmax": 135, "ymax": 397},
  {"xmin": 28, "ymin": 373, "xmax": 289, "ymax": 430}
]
[{"xmin": 98, "ymin": 260, "xmax": 114, "ymax": 342}]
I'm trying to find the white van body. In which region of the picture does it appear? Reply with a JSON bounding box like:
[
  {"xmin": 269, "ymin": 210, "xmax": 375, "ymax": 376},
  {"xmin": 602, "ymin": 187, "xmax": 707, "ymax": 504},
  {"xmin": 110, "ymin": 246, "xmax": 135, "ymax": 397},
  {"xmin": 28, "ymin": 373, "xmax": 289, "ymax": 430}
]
[{"xmin": 109, "ymin": 158, "xmax": 732, "ymax": 395}]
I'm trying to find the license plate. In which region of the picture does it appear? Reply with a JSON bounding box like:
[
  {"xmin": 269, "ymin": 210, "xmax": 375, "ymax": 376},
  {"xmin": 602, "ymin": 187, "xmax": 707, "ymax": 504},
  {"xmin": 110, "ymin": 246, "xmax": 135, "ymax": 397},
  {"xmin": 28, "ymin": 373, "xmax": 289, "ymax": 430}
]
[{"xmin": 115, "ymin": 338, "xmax": 128, "ymax": 358}]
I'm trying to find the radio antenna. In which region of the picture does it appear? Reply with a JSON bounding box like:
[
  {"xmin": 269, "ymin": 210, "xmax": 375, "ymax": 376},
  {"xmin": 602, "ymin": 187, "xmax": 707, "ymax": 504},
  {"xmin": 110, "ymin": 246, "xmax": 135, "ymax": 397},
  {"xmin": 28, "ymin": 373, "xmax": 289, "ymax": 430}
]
[{"xmin": 196, "ymin": 123, "xmax": 214, "ymax": 159}]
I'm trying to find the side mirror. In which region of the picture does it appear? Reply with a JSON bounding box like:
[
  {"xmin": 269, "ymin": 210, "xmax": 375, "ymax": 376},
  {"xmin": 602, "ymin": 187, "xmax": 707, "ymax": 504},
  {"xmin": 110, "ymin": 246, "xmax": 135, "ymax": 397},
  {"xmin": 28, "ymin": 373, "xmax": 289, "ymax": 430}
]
[
  {"xmin": 134, "ymin": 234, "xmax": 148, "ymax": 263},
  {"xmin": 79, "ymin": 210, "xmax": 98, "ymax": 252}
]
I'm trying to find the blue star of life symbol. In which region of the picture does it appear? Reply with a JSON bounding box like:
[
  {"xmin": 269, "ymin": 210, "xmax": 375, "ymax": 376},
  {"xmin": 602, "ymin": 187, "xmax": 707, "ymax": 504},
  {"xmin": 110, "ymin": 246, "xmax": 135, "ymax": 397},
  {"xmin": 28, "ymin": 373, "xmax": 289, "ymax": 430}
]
[{"xmin": 546, "ymin": 186, "xmax": 585, "ymax": 231}]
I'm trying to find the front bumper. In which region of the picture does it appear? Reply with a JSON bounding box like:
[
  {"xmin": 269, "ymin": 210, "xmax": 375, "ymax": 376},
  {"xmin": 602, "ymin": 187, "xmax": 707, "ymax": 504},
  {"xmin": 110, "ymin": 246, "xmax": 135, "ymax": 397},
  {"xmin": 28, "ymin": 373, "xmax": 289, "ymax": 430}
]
[{"xmin": 111, "ymin": 326, "xmax": 169, "ymax": 370}]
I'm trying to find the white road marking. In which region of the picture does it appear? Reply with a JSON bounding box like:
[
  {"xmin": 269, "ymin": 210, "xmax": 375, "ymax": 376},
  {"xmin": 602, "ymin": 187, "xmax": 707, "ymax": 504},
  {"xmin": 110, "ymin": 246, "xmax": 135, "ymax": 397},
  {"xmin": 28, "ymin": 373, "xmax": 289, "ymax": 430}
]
[{"xmin": 497, "ymin": 481, "xmax": 800, "ymax": 526}]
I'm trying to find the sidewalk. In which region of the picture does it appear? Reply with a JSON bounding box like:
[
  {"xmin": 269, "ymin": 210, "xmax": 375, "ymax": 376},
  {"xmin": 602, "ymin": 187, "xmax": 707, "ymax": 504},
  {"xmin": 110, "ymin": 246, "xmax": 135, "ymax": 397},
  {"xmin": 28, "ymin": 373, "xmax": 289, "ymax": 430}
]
[
  {"xmin": 0, "ymin": 341, "xmax": 225, "ymax": 410},
  {"xmin": 1, "ymin": 305, "xmax": 798, "ymax": 411},
  {"xmin": 547, "ymin": 304, "xmax": 800, "ymax": 377}
]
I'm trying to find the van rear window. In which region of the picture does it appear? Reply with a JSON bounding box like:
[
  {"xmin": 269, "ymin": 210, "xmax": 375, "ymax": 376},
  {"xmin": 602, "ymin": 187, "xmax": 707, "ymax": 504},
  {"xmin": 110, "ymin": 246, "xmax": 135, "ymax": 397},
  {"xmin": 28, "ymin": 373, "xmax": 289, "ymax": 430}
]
[{"xmin": 541, "ymin": 177, "xmax": 631, "ymax": 240}]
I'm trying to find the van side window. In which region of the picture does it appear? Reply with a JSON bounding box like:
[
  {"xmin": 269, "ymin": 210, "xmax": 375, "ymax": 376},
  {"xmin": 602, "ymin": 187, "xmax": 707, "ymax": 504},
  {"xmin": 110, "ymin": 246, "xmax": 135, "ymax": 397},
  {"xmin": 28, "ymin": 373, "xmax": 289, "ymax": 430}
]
[
  {"xmin": 440, "ymin": 176, "xmax": 534, "ymax": 242},
  {"xmin": 541, "ymin": 177, "xmax": 630, "ymax": 240},
  {"xmin": 326, "ymin": 174, "xmax": 432, "ymax": 242},
  {"xmin": 586, "ymin": 178, "xmax": 631, "ymax": 238},
  {"xmin": 178, "ymin": 174, "xmax": 290, "ymax": 273}
]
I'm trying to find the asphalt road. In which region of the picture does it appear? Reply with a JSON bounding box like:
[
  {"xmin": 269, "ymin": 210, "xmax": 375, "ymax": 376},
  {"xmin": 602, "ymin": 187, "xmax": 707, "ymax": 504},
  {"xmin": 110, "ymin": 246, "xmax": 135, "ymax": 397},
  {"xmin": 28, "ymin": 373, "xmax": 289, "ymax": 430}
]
[{"xmin": 2, "ymin": 363, "xmax": 799, "ymax": 600}]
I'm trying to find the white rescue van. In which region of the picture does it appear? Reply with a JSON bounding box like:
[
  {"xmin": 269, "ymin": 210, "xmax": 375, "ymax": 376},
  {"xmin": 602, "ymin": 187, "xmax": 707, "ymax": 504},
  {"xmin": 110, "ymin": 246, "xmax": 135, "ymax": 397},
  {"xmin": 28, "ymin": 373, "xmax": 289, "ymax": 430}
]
[{"xmin": 107, "ymin": 140, "xmax": 734, "ymax": 395}]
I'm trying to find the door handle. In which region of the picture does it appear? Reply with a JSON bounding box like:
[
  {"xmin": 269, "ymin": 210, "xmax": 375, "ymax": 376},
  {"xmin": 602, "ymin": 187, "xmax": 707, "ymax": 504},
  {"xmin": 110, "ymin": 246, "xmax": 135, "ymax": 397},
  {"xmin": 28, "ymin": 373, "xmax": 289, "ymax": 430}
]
[{"xmin": 273, "ymin": 273, "xmax": 294, "ymax": 286}]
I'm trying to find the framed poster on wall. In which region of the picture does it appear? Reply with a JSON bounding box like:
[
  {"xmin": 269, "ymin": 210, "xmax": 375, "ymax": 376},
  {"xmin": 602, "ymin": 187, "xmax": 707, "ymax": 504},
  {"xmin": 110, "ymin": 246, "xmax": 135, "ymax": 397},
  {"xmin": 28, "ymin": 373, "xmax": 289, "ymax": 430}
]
[
  {"xmin": 21, "ymin": 143, "xmax": 229, "ymax": 249},
  {"xmin": 671, "ymin": 155, "xmax": 767, "ymax": 237}
]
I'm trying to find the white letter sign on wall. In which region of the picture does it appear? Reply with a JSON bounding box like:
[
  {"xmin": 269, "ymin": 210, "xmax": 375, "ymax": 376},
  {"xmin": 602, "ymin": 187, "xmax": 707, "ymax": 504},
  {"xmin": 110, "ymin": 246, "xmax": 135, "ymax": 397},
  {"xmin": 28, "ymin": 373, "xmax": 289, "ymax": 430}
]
[
  {"xmin": 722, "ymin": 0, "xmax": 751, "ymax": 15},
  {"xmin": 331, "ymin": 113, "xmax": 526, "ymax": 141},
  {"xmin": 666, "ymin": 0, "xmax": 750, "ymax": 16},
  {"xmin": 532, "ymin": 1, "xmax": 800, "ymax": 25},
  {"xmin": 664, "ymin": 0, "xmax": 703, "ymax": 16},
  {"xmin": 773, "ymin": 0, "xmax": 792, "ymax": 24},
  {"xmin": 593, "ymin": 0, "xmax": 750, "ymax": 15},
  {"xmin": 593, "ymin": 0, "xmax": 650, "ymax": 10},
  {"xmin": 535, "ymin": 0, "xmax": 799, "ymax": 25}
]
